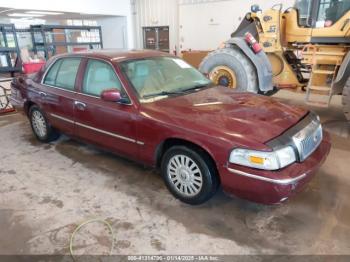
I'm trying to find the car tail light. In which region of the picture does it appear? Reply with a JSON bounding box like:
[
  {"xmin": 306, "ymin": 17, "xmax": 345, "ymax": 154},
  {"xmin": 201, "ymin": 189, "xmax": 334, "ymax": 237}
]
[{"xmin": 244, "ymin": 32, "xmax": 262, "ymax": 54}]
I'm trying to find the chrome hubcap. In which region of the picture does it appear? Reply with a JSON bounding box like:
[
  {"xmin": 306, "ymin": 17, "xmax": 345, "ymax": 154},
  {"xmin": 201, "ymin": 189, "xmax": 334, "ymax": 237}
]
[
  {"xmin": 167, "ymin": 155, "xmax": 203, "ymax": 197},
  {"xmin": 32, "ymin": 111, "xmax": 47, "ymax": 138}
]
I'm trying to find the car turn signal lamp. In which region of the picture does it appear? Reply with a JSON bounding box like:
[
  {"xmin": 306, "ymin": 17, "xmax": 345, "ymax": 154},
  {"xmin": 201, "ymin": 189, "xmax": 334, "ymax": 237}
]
[{"xmin": 229, "ymin": 146, "xmax": 296, "ymax": 171}]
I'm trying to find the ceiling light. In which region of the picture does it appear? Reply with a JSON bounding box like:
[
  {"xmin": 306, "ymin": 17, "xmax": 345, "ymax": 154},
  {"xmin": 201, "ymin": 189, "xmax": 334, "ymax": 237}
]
[
  {"xmin": 8, "ymin": 13, "xmax": 44, "ymax": 17},
  {"xmin": 0, "ymin": 8, "xmax": 15, "ymax": 14},
  {"xmin": 26, "ymin": 11, "xmax": 64, "ymax": 15}
]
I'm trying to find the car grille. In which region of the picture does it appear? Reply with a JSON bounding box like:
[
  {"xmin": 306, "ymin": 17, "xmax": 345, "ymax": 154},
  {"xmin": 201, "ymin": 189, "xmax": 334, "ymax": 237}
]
[{"xmin": 292, "ymin": 120, "xmax": 323, "ymax": 161}]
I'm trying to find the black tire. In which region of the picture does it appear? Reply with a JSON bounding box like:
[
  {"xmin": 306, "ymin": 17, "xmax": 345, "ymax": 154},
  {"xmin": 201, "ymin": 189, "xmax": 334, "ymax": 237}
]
[
  {"xmin": 199, "ymin": 47, "xmax": 258, "ymax": 93},
  {"xmin": 342, "ymin": 76, "xmax": 350, "ymax": 121},
  {"xmin": 161, "ymin": 146, "xmax": 219, "ymax": 205},
  {"xmin": 29, "ymin": 105, "xmax": 59, "ymax": 143}
]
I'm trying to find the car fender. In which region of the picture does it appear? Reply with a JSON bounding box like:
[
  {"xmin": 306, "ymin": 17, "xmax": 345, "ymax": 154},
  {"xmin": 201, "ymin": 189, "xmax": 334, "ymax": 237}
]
[{"xmin": 154, "ymin": 132, "xmax": 224, "ymax": 169}]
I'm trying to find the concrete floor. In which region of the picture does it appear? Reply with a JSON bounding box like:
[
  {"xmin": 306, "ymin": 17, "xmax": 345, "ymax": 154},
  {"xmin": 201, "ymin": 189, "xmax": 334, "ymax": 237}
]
[{"xmin": 0, "ymin": 90, "xmax": 350, "ymax": 256}]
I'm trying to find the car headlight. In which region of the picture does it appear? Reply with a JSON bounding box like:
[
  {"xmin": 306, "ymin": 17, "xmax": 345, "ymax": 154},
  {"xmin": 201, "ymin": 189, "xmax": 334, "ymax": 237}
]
[{"xmin": 229, "ymin": 146, "xmax": 296, "ymax": 170}]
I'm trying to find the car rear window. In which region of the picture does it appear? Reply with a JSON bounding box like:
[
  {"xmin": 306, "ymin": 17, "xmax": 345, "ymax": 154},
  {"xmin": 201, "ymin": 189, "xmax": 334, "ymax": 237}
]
[
  {"xmin": 44, "ymin": 60, "xmax": 62, "ymax": 86},
  {"xmin": 44, "ymin": 58, "xmax": 81, "ymax": 90}
]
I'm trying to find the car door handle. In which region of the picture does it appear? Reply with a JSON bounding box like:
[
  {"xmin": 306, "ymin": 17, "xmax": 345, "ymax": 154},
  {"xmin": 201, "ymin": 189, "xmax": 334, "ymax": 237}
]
[
  {"xmin": 74, "ymin": 101, "xmax": 86, "ymax": 111},
  {"xmin": 39, "ymin": 91, "xmax": 47, "ymax": 98}
]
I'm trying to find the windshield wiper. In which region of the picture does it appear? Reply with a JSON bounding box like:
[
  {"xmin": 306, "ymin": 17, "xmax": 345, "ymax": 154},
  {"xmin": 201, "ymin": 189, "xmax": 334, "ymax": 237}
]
[
  {"xmin": 142, "ymin": 83, "xmax": 212, "ymax": 99},
  {"xmin": 181, "ymin": 83, "xmax": 212, "ymax": 93},
  {"xmin": 142, "ymin": 90, "xmax": 185, "ymax": 98}
]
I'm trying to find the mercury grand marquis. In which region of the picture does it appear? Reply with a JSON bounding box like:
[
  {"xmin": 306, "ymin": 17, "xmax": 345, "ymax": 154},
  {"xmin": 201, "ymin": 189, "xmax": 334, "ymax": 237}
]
[{"xmin": 10, "ymin": 50, "xmax": 331, "ymax": 205}]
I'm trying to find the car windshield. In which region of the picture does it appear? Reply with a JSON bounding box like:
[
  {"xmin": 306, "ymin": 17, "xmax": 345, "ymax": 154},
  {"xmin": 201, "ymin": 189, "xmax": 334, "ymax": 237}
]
[{"xmin": 120, "ymin": 57, "xmax": 212, "ymax": 101}]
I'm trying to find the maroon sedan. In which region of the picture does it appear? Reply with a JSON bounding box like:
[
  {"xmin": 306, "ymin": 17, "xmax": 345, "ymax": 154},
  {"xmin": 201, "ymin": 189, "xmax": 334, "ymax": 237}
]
[{"xmin": 10, "ymin": 50, "xmax": 331, "ymax": 205}]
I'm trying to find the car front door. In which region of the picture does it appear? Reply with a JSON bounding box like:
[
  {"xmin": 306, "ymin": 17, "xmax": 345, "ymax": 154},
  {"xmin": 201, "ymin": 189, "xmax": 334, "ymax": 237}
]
[
  {"xmin": 74, "ymin": 58, "xmax": 139, "ymax": 158},
  {"xmin": 40, "ymin": 57, "xmax": 82, "ymax": 136}
]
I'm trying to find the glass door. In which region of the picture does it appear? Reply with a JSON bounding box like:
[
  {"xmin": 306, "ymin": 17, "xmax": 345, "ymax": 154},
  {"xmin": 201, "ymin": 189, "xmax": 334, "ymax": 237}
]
[{"xmin": 143, "ymin": 26, "xmax": 169, "ymax": 52}]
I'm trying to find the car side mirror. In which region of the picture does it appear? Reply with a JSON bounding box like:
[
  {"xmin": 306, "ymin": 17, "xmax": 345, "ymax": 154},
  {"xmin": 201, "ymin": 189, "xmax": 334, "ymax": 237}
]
[{"xmin": 101, "ymin": 89, "xmax": 122, "ymax": 102}]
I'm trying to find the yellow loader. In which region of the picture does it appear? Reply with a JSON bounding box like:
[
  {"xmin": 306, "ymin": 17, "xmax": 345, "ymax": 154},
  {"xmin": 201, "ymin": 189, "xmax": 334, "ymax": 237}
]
[{"xmin": 199, "ymin": 0, "xmax": 350, "ymax": 120}]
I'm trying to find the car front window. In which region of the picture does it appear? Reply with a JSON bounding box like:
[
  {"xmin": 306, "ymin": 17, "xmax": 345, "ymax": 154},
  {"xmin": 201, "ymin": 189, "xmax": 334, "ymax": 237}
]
[
  {"xmin": 120, "ymin": 57, "xmax": 212, "ymax": 101},
  {"xmin": 83, "ymin": 59, "xmax": 122, "ymax": 97}
]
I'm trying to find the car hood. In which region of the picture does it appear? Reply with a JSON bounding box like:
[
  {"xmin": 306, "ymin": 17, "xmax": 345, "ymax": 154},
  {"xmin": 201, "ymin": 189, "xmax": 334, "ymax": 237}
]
[{"xmin": 141, "ymin": 86, "xmax": 308, "ymax": 146}]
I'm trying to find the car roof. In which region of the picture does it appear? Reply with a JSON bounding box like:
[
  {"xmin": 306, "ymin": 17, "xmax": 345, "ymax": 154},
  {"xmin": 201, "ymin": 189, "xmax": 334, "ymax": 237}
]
[{"xmin": 56, "ymin": 49, "xmax": 175, "ymax": 63}]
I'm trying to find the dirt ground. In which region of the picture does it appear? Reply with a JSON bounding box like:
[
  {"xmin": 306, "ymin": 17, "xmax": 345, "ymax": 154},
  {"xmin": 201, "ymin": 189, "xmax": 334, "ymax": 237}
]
[{"xmin": 0, "ymin": 90, "xmax": 349, "ymax": 256}]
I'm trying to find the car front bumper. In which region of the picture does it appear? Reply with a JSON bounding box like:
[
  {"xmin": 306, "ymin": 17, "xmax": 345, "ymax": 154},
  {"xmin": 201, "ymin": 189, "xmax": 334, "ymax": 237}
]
[{"xmin": 219, "ymin": 131, "xmax": 331, "ymax": 204}]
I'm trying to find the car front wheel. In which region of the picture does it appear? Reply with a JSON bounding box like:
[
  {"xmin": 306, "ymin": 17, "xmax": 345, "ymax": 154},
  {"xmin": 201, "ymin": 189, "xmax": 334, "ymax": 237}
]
[
  {"xmin": 161, "ymin": 146, "xmax": 219, "ymax": 205},
  {"xmin": 29, "ymin": 105, "xmax": 59, "ymax": 143}
]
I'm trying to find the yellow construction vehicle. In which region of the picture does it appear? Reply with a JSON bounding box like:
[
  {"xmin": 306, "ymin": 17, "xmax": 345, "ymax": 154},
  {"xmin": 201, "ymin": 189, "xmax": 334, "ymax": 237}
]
[{"xmin": 198, "ymin": 0, "xmax": 350, "ymax": 120}]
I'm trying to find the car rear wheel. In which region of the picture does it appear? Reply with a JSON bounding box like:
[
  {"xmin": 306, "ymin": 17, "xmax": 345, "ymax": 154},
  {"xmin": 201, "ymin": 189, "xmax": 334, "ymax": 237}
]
[
  {"xmin": 161, "ymin": 146, "xmax": 219, "ymax": 205},
  {"xmin": 29, "ymin": 105, "xmax": 59, "ymax": 143}
]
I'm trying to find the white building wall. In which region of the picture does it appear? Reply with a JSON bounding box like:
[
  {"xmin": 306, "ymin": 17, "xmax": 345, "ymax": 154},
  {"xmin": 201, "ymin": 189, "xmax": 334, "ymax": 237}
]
[
  {"xmin": 179, "ymin": 0, "xmax": 296, "ymax": 51},
  {"xmin": 132, "ymin": 0, "xmax": 295, "ymax": 51},
  {"xmin": 132, "ymin": 0, "xmax": 179, "ymax": 53},
  {"xmin": 97, "ymin": 17, "xmax": 128, "ymax": 49},
  {"xmin": 0, "ymin": 0, "xmax": 297, "ymax": 50}
]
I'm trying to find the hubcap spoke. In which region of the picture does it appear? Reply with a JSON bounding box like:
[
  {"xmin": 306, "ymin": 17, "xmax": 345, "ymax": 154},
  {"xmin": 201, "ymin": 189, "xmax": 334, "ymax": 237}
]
[{"xmin": 167, "ymin": 154, "xmax": 203, "ymax": 197}]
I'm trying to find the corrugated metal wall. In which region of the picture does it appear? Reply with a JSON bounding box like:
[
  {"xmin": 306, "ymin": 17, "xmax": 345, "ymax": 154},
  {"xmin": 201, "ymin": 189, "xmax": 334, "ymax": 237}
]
[
  {"xmin": 131, "ymin": 0, "xmax": 179, "ymax": 53},
  {"xmin": 132, "ymin": 0, "xmax": 296, "ymax": 51}
]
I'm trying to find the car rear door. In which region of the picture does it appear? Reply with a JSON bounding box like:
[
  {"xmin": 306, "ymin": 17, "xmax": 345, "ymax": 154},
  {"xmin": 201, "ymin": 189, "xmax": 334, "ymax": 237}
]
[
  {"xmin": 74, "ymin": 58, "xmax": 139, "ymax": 158},
  {"xmin": 40, "ymin": 57, "xmax": 82, "ymax": 136}
]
